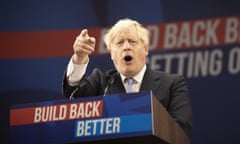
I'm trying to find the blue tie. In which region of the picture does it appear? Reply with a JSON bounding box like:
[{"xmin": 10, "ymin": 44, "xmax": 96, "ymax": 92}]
[{"xmin": 125, "ymin": 78, "xmax": 134, "ymax": 93}]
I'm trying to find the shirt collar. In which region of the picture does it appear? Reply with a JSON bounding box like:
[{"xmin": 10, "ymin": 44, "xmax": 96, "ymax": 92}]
[{"xmin": 120, "ymin": 64, "xmax": 147, "ymax": 83}]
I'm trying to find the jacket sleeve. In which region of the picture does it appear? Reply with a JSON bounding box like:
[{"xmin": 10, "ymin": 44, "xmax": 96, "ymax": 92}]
[
  {"xmin": 62, "ymin": 68, "xmax": 112, "ymax": 99},
  {"xmin": 168, "ymin": 75, "xmax": 192, "ymax": 136}
]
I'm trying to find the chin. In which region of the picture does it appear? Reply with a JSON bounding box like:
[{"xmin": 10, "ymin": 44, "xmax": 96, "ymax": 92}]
[
  {"xmin": 122, "ymin": 69, "xmax": 136, "ymax": 77},
  {"xmin": 117, "ymin": 64, "xmax": 135, "ymax": 75}
]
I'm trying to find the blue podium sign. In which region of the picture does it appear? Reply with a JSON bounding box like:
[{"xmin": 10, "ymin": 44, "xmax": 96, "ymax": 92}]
[{"xmin": 10, "ymin": 91, "xmax": 155, "ymax": 144}]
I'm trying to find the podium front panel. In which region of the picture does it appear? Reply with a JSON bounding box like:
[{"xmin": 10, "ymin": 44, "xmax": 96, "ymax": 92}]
[{"xmin": 10, "ymin": 92, "xmax": 155, "ymax": 144}]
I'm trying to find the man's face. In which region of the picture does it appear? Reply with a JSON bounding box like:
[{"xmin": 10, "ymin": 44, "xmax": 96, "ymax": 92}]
[{"xmin": 110, "ymin": 26, "xmax": 148, "ymax": 77}]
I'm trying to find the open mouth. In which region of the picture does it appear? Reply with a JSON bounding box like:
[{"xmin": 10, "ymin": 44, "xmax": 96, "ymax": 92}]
[{"xmin": 124, "ymin": 55, "xmax": 132, "ymax": 62}]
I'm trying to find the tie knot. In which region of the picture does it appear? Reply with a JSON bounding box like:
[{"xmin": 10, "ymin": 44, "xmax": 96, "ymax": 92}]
[{"xmin": 125, "ymin": 77, "xmax": 137, "ymax": 84}]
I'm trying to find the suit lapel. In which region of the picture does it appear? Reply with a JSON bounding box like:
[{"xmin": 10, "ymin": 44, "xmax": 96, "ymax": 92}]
[
  {"xmin": 140, "ymin": 67, "xmax": 161, "ymax": 93},
  {"xmin": 109, "ymin": 73, "xmax": 126, "ymax": 94}
]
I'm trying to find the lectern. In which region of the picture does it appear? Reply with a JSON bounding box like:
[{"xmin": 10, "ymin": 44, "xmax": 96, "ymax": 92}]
[{"xmin": 10, "ymin": 91, "xmax": 190, "ymax": 144}]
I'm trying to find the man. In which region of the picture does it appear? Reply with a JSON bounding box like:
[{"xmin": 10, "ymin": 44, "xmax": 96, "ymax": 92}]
[{"xmin": 62, "ymin": 18, "xmax": 192, "ymax": 136}]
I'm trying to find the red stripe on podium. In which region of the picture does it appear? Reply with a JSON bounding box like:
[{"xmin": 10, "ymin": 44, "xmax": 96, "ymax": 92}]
[{"xmin": 10, "ymin": 107, "xmax": 35, "ymax": 126}]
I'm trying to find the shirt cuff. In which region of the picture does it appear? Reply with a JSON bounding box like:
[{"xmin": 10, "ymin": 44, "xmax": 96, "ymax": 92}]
[{"xmin": 66, "ymin": 58, "xmax": 88, "ymax": 86}]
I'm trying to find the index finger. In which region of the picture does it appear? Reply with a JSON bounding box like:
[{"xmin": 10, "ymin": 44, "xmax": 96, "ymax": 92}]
[{"xmin": 80, "ymin": 29, "xmax": 89, "ymax": 38}]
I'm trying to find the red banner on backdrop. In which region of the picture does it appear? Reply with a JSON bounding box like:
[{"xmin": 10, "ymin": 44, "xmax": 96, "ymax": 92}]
[{"xmin": 1, "ymin": 16, "xmax": 239, "ymax": 59}]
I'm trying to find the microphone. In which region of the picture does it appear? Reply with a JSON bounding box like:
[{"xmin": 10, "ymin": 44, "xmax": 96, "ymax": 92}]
[
  {"xmin": 103, "ymin": 76, "xmax": 115, "ymax": 96},
  {"xmin": 69, "ymin": 87, "xmax": 79, "ymax": 100},
  {"xmin": 69, "ymin": 80, "xmax": 87, "ymax": 100},
  {"xmin": 124, "ymin": 55, "xmax": 132, "ymax": 61}
]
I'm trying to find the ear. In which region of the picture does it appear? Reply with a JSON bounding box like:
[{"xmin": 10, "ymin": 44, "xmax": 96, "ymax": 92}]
[
  {"xmin": 145, "ymin": 47, "xmax": 149, "ymax": 56},
  {"xmin": 109, "ymin": 50, "xmax": 114, "ymax": 60}
]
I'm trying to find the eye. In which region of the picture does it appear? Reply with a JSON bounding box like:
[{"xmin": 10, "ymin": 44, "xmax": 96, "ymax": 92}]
[
  {"xmin": 116, "ymin": 40, "xmax": 124, "ymax": 45},
  {"xmin": 129, "ymin": 39, "xmax": 137, "ymax": 45}
]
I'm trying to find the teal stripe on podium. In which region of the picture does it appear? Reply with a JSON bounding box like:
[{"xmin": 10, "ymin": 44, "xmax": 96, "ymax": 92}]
[{"xmin": 120, "ymin": 113, "xmax": 152, "ymax": 133}]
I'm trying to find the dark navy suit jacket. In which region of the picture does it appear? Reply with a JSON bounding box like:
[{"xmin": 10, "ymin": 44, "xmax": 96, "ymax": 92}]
[{"xmin": 62, "ymin": 66, "xmax": 192, "ymax": 136}]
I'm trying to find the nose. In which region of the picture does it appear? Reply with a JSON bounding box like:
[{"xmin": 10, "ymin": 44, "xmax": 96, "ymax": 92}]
[{"xmin": 123, "ymin": 41, "xmax": 131, "ymax": 51}]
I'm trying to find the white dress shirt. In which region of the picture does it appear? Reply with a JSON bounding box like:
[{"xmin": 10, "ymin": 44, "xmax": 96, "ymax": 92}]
[
  {"xmin": 66, "ymin": 58, "xmax": 88, "ymax": 86},
  {"xmin": 120, "ymin": 65, "xmax": 146, "ymax": 92}
]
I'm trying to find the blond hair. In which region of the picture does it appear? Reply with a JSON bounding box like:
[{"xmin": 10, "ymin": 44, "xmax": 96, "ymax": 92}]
[{"xmin": 103, "ymin": 18, "xmax": 149, "ymax": 51}]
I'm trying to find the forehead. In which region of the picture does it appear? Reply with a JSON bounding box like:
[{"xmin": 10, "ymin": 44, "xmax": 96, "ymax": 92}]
[{"xmin": 114, "ymin": 26, "xmax": 139, "ymax": 39}]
